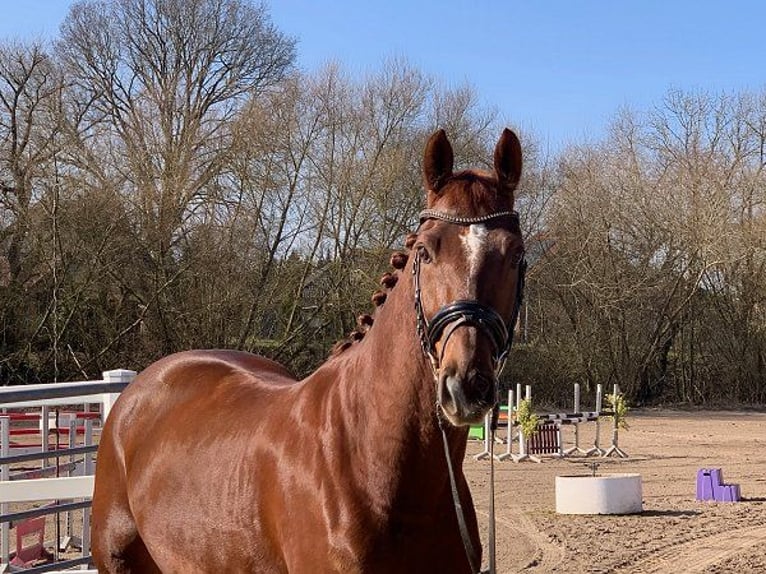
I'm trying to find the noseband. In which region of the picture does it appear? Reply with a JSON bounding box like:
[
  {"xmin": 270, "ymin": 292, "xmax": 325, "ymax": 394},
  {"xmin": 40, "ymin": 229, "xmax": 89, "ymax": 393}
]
[{"xmin": 413, "ymin": 209, "xmax": 526, "ymax": 378}]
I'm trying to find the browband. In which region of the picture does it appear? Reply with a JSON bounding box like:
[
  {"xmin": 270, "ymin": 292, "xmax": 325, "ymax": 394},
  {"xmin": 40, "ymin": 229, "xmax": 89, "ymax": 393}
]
[{"xmin": 419, "ymin": 209, "xmax": 518, "ymax": 225}]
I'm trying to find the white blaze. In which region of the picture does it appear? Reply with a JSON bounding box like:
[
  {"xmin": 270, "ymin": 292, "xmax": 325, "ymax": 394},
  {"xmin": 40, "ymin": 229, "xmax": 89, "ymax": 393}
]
[{"xmin": 461, "ymin": 224, "xmax": 488, "ymax": 287}]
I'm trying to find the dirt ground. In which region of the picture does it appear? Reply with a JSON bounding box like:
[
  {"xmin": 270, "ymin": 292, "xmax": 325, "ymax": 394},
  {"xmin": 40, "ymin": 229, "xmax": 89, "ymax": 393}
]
[
  {"xmin": 7, "ymin": 410, "xmax": 766, "ymax": 572},
  {"xmin": 463, "ymin": 410, "xmax": 766, "ymax": 573}
]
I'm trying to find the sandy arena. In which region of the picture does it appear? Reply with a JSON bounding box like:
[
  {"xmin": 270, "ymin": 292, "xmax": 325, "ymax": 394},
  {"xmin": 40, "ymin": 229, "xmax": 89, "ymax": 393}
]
[
  {"xmin": 463, "ymin": 410, "xmax": 766, "ymax": 573},
  {"xmin": 9, "ymin": 410, "xmax": 766, "ymax": 572}
]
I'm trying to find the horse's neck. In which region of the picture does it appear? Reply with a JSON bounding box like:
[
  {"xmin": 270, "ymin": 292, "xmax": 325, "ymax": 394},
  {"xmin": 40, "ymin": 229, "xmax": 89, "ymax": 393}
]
[
  {"xmin": 348, "ymin": 276, "xmax": 435, "ymax": 427},
  {"xmin": 313, "ymin": 277, "xmax": 467, "ymax": 514}
]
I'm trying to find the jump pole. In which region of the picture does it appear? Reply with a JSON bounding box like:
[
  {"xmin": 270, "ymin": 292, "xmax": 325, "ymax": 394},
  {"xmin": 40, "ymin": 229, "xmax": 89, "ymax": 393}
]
[
  {"xmin": 473, "ymin": 413, "xmax": 494, "ymax": 461},
  {"xmin": 495, "ymin": 388, "xmax": 517, "ymax": 461},
  {"xmin": 584, "ymin": 384, "xmax": 605, "ymax": 456},
  {"xmin": 563, "ymin": 384, "xmax": 592, "ymax": 456},
  {"xmin": 474, "ymin": 385, "xmax": 513, "ymax": 461}
]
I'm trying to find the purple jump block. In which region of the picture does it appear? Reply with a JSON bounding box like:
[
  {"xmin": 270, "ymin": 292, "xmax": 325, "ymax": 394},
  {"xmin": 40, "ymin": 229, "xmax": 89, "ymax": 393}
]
[
  {"xmin": 696, "ymin": 468, "xmax": 719, "ymax": 501},
  {"xmin": 696, "ymin": 468, "xmax": 741, "ymax": 502},
  {"xmin": 718, "ymin": 484, "xmax": 741, "ymax": 502}
]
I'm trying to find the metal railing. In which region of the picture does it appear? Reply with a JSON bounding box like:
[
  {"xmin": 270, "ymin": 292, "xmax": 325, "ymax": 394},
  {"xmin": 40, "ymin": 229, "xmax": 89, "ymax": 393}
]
[{"xmin": 0, "ymin": 370, "xmax": 134, "ymax": 573}]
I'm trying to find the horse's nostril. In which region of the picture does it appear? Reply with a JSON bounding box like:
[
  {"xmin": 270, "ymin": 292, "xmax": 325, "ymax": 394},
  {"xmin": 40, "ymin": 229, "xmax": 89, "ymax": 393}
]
[{"xmin": 472, "ymin": 371, "xmax": 495, "ymax": 394}]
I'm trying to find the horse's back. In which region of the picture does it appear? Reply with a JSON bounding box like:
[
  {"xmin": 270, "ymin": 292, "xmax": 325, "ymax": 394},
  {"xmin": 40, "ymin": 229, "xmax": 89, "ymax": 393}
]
[
  {"xmin": 92, "ymin": 350, "xmax": 298, "ymax": 573},
  {"xmin": 114, "ymin": 349, "xmax": 294, "ymax": 416},
  {"xmin": 99, "ymin": 349, "xmax": 298, "ymax": 465},
  {"xmin": 129, "ymin": 349, "xmax": 295, "ymax": 392}
]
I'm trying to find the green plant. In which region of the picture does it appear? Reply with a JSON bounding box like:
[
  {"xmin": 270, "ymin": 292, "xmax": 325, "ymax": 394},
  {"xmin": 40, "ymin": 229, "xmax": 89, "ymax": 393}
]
[
  {"xmin": 516, "ymin": 398, "xmax": 540, "ymax": 438},
  {"xmin": 606, "ymin": 393, "xmax": 629, "ymax": 430}
]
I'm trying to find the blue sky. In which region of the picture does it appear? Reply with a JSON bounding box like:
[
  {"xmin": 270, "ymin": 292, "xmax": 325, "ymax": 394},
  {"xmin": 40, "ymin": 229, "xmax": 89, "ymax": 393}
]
[{"xmin": 2, "ymin": 1, "xmax": 765, "ymax": 152}]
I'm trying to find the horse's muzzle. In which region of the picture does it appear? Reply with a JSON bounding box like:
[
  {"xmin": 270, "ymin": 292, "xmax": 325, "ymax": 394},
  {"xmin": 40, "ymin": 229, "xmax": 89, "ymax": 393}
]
[{"xmin": 438, "ymin": 367, "xmax": 496, "ymax": 426}]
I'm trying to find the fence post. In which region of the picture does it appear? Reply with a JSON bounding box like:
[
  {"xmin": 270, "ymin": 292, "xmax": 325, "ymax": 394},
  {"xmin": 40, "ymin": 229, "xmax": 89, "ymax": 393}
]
[
  {"xmin": 101, "ymin": 369, "xmax": 136, "ymax": 422},
  {"xmin": 82, "ymin": 419, "xmax": 94, "ymax": 564},
  {"xmin": 41, "ymin": 405, "xmax": 51, "ymax": 468},
  {"xmin": 64, "ymin": 419, "xmax": 78, "ymax": 547},
  {"xmin": 1, "ymin": 416, "xmax": 9, "ymax": 569}
]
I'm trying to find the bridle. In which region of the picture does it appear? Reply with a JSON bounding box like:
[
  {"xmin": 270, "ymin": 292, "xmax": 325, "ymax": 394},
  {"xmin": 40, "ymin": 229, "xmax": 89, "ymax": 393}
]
[
  {"xmin": 413, "ymin": 208, "xmax": 526, "ymax": 574},
  {"xmin": 413, "ymin": 208, "xmax": 526, "ymax": 383}
]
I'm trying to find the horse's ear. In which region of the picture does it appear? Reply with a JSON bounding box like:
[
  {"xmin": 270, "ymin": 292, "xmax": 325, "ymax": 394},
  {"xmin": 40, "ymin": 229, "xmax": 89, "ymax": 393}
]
[
  {"xmin": 494, "ymin": 128, "xmax": 522, "ymax": 191},
  {"xmin": 423, "ymin": 129, "xmax": 454, "ymax": 193}
]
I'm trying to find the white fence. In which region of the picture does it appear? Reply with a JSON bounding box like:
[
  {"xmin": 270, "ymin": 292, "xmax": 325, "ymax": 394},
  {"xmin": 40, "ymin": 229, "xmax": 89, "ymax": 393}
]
[{"xmin": 0, "ymin": 370, "xmax": 134, "ymax": 573}]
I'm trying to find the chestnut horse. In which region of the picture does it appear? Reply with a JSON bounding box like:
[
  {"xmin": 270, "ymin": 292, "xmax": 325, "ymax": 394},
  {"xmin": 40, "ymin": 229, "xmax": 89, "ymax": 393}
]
[{"xmin": 92, "ymin": 128, "xmax": 525, "ymax": 573}]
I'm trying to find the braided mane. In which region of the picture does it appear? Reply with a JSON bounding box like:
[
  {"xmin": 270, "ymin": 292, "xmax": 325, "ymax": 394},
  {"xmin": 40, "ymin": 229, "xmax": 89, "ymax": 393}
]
[{"xmin": 330, "ymin": 233, "xmax": 417, "ymax": 356}]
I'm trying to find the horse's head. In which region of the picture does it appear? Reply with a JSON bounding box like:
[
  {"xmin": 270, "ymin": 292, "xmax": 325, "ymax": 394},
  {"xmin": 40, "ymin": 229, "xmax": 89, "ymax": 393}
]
[{"xmin": 413, "ymin": 129, "xmax": 525, "ymax": 427}]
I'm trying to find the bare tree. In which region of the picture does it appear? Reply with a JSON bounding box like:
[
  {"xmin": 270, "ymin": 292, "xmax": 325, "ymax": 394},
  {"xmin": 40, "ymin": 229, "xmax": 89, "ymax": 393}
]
[
  {"xmin": 0, "ymin": 42, "xmax": 62, "ymax": 283},
  {"xmin": 0, "ymin": 41, "xmax": 65, "ymax": 381},
  {"xmin": 55, "ymin": 0, "xmax": 295, "ymax": 354},
  {"xmin": 526, "ymin": 89, "xmax": 766, "ymax": 405}
]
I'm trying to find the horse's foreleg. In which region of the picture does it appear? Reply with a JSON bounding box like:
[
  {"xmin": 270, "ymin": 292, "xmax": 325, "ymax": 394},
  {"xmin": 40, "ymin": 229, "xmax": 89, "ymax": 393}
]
[{"xmin": 92, "ymin": 435, "xmax": 161, "ymax": 573}]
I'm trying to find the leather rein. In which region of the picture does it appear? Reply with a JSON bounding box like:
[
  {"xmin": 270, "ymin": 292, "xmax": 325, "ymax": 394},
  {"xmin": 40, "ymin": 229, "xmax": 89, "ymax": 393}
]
[{"xmin": 413, "ymin": 208, "xmax": 526, "ymax": 574}]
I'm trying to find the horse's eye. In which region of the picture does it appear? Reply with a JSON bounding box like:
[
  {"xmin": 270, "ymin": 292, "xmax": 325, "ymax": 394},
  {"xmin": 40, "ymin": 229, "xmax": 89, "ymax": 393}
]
[
  {"xmin": 417, "ymin": 245, "xmax": 432, "ymax": 263},
  {"xmin": 512, "ymin": 246, "xmax": 525, "ymax": 265}
]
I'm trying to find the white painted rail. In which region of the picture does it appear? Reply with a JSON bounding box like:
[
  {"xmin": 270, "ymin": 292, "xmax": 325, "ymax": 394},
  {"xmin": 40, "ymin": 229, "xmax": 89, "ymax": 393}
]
[{"xmin": 0, "ymin": 476, "xmax": 95, "ymax": 504}]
